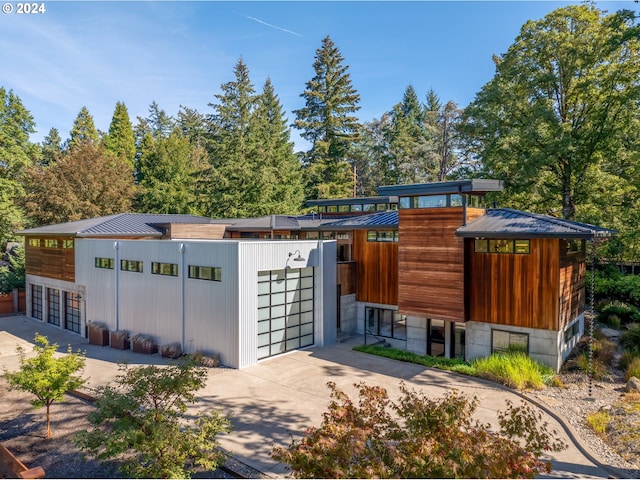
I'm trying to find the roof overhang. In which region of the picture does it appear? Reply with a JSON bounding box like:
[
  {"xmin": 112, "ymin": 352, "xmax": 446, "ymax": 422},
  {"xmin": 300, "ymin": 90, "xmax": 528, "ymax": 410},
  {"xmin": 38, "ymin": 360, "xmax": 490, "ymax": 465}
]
[{"xmin": 378, "ymin": 179, "xmax": 504, "ymax": 197}]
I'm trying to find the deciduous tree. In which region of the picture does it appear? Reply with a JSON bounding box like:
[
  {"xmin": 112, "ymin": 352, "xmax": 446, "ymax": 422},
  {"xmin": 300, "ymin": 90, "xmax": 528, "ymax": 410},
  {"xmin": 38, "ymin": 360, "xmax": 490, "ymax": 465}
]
[
  {"xmin": 294, "ymin": 35, "xmax": 361, "ymax": 199},
  {"xmin": 75, "ymin": 358, "xmax": 231, "ymax": 479},
  {"xmin": 4, "ymin": 334, "xmax": 85, "ymax": 438},
  {"xmin": 272, "ymin": 381, "xmax": 566, "ymax": 478}
]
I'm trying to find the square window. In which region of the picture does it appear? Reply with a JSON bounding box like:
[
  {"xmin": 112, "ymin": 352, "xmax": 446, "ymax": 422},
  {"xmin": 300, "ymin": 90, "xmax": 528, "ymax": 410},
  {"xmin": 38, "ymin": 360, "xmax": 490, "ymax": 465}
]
[{"xmin": 474, "ymin": 239, "xmax": 488, "ymax": 253}]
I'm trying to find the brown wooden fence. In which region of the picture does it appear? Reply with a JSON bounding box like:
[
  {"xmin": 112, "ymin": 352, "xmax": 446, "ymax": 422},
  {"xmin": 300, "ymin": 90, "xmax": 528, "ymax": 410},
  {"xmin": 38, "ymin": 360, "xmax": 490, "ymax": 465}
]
[
  {"xmin": 0, "ymin": 442, "xmax": 44, "ymax": 478},
  {"xmin": 0, "ymin": 289, "xmax": 26, "ymax": 315}
]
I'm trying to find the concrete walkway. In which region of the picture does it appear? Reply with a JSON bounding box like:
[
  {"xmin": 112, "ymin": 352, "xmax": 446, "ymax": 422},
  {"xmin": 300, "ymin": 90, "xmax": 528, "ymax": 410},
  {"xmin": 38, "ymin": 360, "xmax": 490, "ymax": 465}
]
[{"xmin": 0, "ymin": 315, "xmax": 622, "ymax": 478}]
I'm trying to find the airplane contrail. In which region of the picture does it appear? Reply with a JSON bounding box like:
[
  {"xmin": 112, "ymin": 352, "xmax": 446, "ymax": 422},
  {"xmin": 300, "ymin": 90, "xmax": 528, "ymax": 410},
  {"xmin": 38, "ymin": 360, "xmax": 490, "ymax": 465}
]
[{"xmin": 235, "ymin": 11, "xmax": 303, "ymax": 37}]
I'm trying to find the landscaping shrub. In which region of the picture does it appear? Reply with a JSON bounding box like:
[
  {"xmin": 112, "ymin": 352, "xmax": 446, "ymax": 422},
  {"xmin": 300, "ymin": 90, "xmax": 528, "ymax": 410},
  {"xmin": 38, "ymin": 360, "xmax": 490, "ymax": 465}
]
[
  {"xmin": 619, "ymin": 350, "xmax": 640, "ymax": 371},
  {"xmin": 590, "ymin": 268, "xmax": 640, "ymax": 308},
  {"xmin": 621, "ymin": 323, "xmax": 640, "ymax": 353},
  {"xmin": 586, "ymin": 410, "xmax": 610, "ymax": 437},
  {"xmin": 472, "ymin": 352, "xmax": 554, "ymax": 390},
  {"xmin": 597, "ymin": 300, "xmax": 640, "ymax": 327},
  {"xmin": 625, "ymin": 358, "xmax": 640, "ymax": 382}
]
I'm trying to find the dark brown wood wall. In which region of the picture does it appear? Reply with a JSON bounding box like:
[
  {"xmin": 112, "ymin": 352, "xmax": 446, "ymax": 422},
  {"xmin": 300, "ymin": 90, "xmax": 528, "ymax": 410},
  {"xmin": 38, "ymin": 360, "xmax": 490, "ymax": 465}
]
[
  {"xmin": 25, "ymin": 237, "xmax": 75, "ymax": 282},
  {"xmin": 167, "ymin": 224, "xmax": 229, "ymax": 239},
  {"xmin": 467, "ymin": 238, "xmax": 560, "ymax": 330},
  {"xmin": 398, "ymin": 208, "xmax": 472, "ymax": 321},
  {"xmin": 353, "ymin": 230, "xmax": 398, "ymax": 305}
]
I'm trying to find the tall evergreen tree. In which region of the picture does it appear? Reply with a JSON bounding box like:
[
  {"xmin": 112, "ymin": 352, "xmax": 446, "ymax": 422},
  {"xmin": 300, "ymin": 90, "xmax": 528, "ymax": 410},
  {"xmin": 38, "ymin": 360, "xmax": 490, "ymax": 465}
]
[
  {"xmin": 293, "ymin": 35, "xmax": 361, "ymax": 199},
  {"xmin": 352, "ymin": 116, "xmax": 394, "ymax": 196},
  {"xmin": 384, "ymin": 85, "xmax": 433, "ymax": 184},
  {"xmin": 40, "ymin": 127, "xmax": 62, "ymax": 166},
  {"xmin": 136, "ymin": 129, "xmax": 206, "ymax": 215},
  {"xmin": 177, "ymin": 106, "xmax": 207, "ymax": 149},
  {"xmin": 252, "ymin": 78, "xmax": 304, "ymax": 215},
  {"xmin": 68, "ymin": 106, "xmax": 100, "ymax": 148},
  {"xmin": 105, "ymin": 102, "xmax": 135, "ymax": 168},
  {"xmin": 205, "ymin": 58, "xmax": 261, "ymax": 218},
  {"xmin": 0, "ymin": 87, "xmax": 36, "ymax": 244}
]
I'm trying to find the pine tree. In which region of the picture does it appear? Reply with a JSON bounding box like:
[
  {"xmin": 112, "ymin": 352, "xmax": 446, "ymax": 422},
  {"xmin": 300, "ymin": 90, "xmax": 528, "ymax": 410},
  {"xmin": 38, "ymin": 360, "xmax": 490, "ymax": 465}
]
[
  {"xmin": 205, "ymin": 58, "xmax": 262, "ymax": 218},
  {"xmin": 294, "ymin": 35, "xmax": 361, "ymax": 199},
  {"xmin": 68, "ymin": 106, "xmax": 100, "ymax": 148},
  {"xmin": 0, "ymin": 87, "xmax": 35, "ymax": 243},
  {"xmin": 253, "ymin": 78, "xmax": 304, "ymax": 215},
  {"xmin": 136, "ymin": 129, "xmax": 206, "ymax": 214},
  {"xmin": 177, "ymin": 106, "xmax": 207, "ymax": 149},
  {"xmin": 40, "ymin": 127, "xmax": 63, "ymax": 166},
  {"xmin": 105, "ymin": 102, "xmax": 136, "ymax": 168}
]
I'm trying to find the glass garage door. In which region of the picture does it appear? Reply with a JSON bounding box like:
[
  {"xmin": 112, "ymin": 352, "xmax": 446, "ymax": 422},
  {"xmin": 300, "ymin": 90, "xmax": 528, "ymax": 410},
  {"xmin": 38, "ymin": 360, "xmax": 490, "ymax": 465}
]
[{"xmin": 257, "ymin": 267, "xmax": 314, "ymax": 360}]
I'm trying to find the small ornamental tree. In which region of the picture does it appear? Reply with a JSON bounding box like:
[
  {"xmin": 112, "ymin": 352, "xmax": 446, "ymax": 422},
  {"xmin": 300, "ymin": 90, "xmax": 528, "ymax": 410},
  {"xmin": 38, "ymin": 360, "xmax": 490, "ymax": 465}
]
[
  {"xmin": 4, "ymin": 334, "xmax": 86, "ymax": 438},
  {"xmin": 272, "ymin": 381, "xmax": 566, "ymax": 478},
  {"xmin": 75, "ymin": 358, "xmax": 231, "ymax": 479}
]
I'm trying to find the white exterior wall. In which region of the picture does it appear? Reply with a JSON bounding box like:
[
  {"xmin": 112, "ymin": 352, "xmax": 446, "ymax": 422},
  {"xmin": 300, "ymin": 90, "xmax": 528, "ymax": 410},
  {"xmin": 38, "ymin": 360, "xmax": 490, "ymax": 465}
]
[
  {"xmin": 75, "ymin": 238, "xmax": 336, "ymax": 369},
  {"xmin": 466, "ymin": 321, "xmax": 568, "ymax": 372}
]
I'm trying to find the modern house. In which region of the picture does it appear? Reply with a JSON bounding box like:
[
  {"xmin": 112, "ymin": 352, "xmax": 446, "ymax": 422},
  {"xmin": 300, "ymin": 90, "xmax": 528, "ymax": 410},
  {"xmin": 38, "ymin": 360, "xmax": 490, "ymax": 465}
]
[{"xmin": 18, "ymin": 180, "xmax": 614, "ymax": 370}]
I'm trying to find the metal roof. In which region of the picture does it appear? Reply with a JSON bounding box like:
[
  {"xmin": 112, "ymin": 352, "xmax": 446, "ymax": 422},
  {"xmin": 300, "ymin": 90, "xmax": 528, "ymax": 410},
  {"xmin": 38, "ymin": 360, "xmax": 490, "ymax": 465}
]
[
  {"xmin": 306, "ymin": 196, "xmax": 398, "ymax": 207},
  {"xmin": 320, "ymin": 211, "xmax": 399, "ymax": 230},
  {"xmin": 378, "ymin": 179, "xmax": 504, "ymax": 196},
  {"xmin": 17, "ymin": 213, "xmax": 216, "ymax": 237},
  {"xmin": 456, "ymin": 209, "xmax": 616, "ymax": 239},
  {"xmin": 224, "ymin": 215, "xmax": 302, "ymax": 231}
]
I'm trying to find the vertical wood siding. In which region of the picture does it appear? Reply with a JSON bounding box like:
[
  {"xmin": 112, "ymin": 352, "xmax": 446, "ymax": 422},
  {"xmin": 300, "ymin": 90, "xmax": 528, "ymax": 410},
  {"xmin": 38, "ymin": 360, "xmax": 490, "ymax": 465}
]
[
  {"xmin": 353, "ymin": 231, "xmax": 398, "ymax": 306},
  {"xmin": 467, "ymin": 238, "xmax": 560, "ymax": 330}
]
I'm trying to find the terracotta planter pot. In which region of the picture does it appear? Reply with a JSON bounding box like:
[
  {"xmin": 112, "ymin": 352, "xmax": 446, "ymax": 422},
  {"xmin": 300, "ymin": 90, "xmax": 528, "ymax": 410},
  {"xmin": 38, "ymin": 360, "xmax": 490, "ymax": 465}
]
[
  {"xmin": 132, "ymin": 335, "xmax": 158, "ymax": 355},
  {"xmin": 110, "ymin": 331, "xmax": 130, "ymax": 350},
  {"xmin": 88, "ymin": 323, "xmax": 109, "ymax": 346}
]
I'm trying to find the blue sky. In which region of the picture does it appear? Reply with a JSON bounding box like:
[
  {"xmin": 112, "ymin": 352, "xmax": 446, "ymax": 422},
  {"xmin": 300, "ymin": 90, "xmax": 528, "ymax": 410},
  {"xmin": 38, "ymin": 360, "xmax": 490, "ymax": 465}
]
[{"xmin": 1, "ymin": 1, "xmax": 635, "ymax": 151}]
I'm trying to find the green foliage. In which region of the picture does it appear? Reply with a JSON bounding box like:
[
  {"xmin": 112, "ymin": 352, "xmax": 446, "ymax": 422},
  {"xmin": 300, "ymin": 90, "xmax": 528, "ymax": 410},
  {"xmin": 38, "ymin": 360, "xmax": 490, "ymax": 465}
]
[
  {"xmin": 625, "ymin": 358, "xmax": 640, "ymax": 382},
  {"xmin": 590, "ymin": 269, "xmax": 640, "ymax": 310},
  {"xmin": 472, "ymin": 352, "xmax": 554, "ymax": 390},
  {"xmin": 272, "ymin": 381, "xmax": 566, "ymax": 478},
  {"xmin": 586, "ymin": 410, "xmax": 610, "ymax": 436},
  {"xmin": 0, "ymin": 244, "xmax": 25, "ymax": 293},
  {"xmin": 294, "ymin": 35, "xmax": 360, "ymax": 199},
  {"xmin": 621, "ymin": 323, "xmax": 640, "ymax": 354},
  {"xmin": 354, "ymin": 344, "xmax": 475, "ymax": 375},
  {"xmin": 3, "ymin": 334, "xmax": 86, "ymax": 438},
  {"xmin": 619, "ymin": 350, "xmax": 640, "ymax": 371},
  {"xmin": 567, "ymin": 335, "xmax": 616, "ymax": 380},
  {"xmin": 22, "ymin": 142, "xmax": 136, "ymax": 225},
  {"xmin": 461, "ymin": 5, "xmax": 640, "ymax": 222},
  {"xmin": 75, "ymin": 358, "xmax": 231, "ymax": 479},
  {"xmin": 104, "ymin": 101, "xmax": 136, "ymax": 169},
  {"xmin": 39, "ymin": 127, "xmax": 62, "ymax": 166},
  {"xmin": 68, "ymin": 106, "xmax": 100, "ymax": 148}
]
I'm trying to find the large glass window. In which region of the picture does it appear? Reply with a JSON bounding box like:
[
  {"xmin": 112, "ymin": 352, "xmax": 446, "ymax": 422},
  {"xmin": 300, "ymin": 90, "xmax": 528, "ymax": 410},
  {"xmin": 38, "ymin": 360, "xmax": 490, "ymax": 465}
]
[
  {"xmin": 47, "ymin": 288, "xmax": 60, "ymax": 326},
  {"xmin": 365, "ymin": 307, "xmax": 406, "ymax": 341},
  {"xmin": 31, "ymin": 285, "xmax": 43, "ymax": 320},
  {"xmin": 257, "ymin": 268, "xmax": 314, "ymax": 360},
  {"xmin": 492, "ymin": 329, "xmax": 529, "ymax": 354}
]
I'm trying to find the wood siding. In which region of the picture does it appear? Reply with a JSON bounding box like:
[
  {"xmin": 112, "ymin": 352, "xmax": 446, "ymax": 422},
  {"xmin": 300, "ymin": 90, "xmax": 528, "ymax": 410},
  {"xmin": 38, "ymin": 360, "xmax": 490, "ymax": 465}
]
[
  {"xmin": 353, "ymin": 230, "xmax": 398, "ymax": 305},
  {"xmin": 398, "ymin": 208, "xmax": 478, "ymax": 321},
  {"xmin": 25, "ymin": 237, "xmax": 75, "ymax": 282},
  {"xmin": 165, "ymin": 224, "xmax": 229, "ymax": 239},
  {"xmin": 467, "ymin": 238, "xmax": 560, "ymax": 330},
  {"xmin": 559, "ymin": 243, "xmax": 586, "ymax": 328},
  {"xmin": 337, "ymin": 262, "xmax": 356, "ymax": 295}
]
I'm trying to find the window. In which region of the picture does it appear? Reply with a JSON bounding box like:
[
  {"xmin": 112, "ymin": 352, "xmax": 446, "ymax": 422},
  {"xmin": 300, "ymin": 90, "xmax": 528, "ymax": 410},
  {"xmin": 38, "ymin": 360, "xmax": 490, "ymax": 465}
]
[
  {"xmin": 31, "ymin": 284, "xmax": 43, "ymax": 320},
  {"xmin": 428, "ymin": 319, "xmax": 445, "ymax": 356},
  {"xmin": 351, "ymin": 204, "xmax": 362, "ymax": 212},
  {"xmin": 322, "ymin": 232, "xmax": 335, "ymax": 240},
  {"xmin": 95, "ymin": 257, "xmax": 114, "ymax": 269},
  {"xmin": 399, "ymin": 197, "xmax": 411, "ymax": 209},
  {"xmin": 376, "ymin": 203, "xmax": 388, "ymax": 211},
  {"xmin": 365, "ymin": 307, "xmax": 406, "ymax": 341},
  {"xmin": 492, "ymin": 329, "xmax": 529, "ymax": 354},
  {"xmin": 305, "ymin": 231, "xmax": 319, "ymax": 240},
  {"xmin": 327, "ymin": 205, "xmax": 338, "ymax": 213},
  {"xmin": 566, "ymin": 239, "xmax": 583, "ymax": 254},
  {"xmin": 564, "ymin": 321, "xmax": 580, "ymax": 342},
  {"xmin": 47, "ymin": 288, "xmax": 60, "ymax": 326},
  {"xmin": 45, "ymin": 239, "xmax": 59, "ymax": 248},
  {"xmin": 475, "ymin": 239, "xmax": 530, "ymax": 254},
  {"xmin": 189, "ymin": 265, "xmax": 222, "ymax": 282},
  {"xmin": 121, "ymin": 259, "xmax": 143, "ymax": 273},
  {"xmin": 62, "ymin": 239, "xmax": 74, "ymax": 249},
  {"xmin": 416, "ymin": 195, "xmax": 447, "ymax": 208},
  {"xmin": 367, "ymin": 231, "xmax": 399, "ymax": 242},
  {"xmin": 338, "ymin": 205, "xmax": 350, "ymax": 212},
  {"xmin": 28, "ymin": 238, "xmax": 41, "ymax": 247},
  {"xmin": 64, "ymin": 291, "xmax": 81, "ymax": 334},
  {"xmin": 363, "ymin": 204, "xmax": 375, "ymax": 212},
  {"xmin": 450, "ymin": 194, "xmax": 464, "ymax": 207},
  {"xmin": 152, "ymin": 262, "xmax": 178, "ymax": 276}
]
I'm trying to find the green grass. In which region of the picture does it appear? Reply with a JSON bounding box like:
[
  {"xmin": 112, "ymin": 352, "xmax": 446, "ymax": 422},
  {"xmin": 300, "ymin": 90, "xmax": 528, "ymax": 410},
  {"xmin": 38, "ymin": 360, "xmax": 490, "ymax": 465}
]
[
  {"xmin": 586, "ymin": 410, "xmax": 610, "ymax": 436},
  {"xmin": 625, "ymin": 357, "xmax": 640, "ymax": 382},
  {"xmin": 353, "ymin": 345, "xmax": 555, "ymax": 390}
]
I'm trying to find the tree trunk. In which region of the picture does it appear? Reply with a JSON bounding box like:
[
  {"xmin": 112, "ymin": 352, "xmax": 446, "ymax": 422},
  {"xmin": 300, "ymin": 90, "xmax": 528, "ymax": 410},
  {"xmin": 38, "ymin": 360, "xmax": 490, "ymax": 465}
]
[
  {"xmin": 562, "ymin": 188, "xmax": 575, "ymax": 219},
  {"xmin": 46, "ymin": 403, "xmax": 51, "ymax": 439}
]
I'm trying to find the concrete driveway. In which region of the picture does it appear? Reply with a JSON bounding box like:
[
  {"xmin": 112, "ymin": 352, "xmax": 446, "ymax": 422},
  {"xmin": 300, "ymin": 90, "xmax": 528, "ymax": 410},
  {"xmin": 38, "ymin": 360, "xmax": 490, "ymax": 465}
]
[{"xmin": 0, "ymin": 315, "xmax": 620, "ymax": 478}]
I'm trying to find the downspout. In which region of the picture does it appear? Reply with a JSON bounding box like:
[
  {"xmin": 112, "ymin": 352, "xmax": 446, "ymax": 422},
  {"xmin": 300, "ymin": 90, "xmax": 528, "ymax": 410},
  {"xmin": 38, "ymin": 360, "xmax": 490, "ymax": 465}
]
[
  {"xmin": 179, "ymin": 243, "xmax": 186, "ymax": 352},
  {"xmin": 113, "ymin": 241, "xmax": 120, "ymax": 331},
  {"xmin": 318, "ymin": 238, "xmax": 324, "ymax": 346}
]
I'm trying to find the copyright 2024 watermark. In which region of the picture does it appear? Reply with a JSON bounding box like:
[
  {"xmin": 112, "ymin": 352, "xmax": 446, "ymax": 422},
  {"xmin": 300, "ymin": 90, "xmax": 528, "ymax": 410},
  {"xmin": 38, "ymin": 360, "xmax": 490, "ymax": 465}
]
[{"xmin": 2, "ymin": 2, "xmax": 46, "ymax": 14}]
